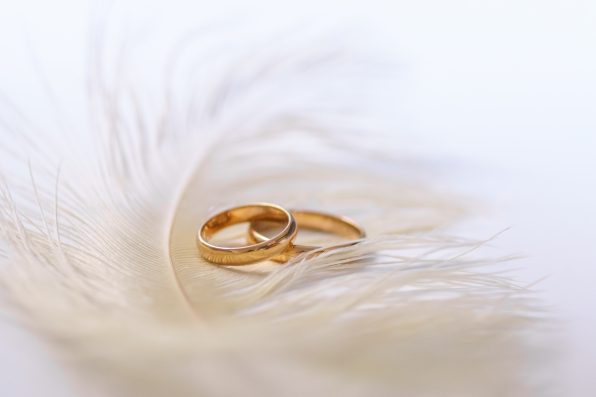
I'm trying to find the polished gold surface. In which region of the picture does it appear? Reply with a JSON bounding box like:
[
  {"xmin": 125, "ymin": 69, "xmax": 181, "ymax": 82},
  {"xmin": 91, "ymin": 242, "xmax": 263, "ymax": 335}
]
[
  {"xmin": 247, "ymin": 210, "xmax": 365, "ymax": 263},
  {"xmin": 197, "ymin": 203, "xmax": 297, "ymax": 265}
]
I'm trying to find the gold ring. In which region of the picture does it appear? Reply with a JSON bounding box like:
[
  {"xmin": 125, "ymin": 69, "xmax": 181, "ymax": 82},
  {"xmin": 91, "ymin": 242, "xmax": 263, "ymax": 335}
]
[
  {"xmin": 197, "ymin": 203, "xmax": 298, "ymax": 265},
  {"xmin": 247, "ymin": 210, "xmax": 365, "ymax": 263}
]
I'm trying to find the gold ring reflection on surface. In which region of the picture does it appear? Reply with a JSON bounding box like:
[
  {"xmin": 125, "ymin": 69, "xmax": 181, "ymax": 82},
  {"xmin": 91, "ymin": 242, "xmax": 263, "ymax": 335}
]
[
  {"xmin": 197, "ymin": 203, "xmax": 298, "ymax": 265},
  {"xmin": 247, "ymin": 210, "xmax": 366, "ymax": 263}
]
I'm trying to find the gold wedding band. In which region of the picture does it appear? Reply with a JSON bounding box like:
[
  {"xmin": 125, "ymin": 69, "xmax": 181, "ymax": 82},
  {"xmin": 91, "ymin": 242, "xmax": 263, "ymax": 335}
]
[
  {"xmin": 197, "ymin": 203, "xmax": 298, "ymax": 265},
  {"xmin": 247, "ymin": 210, "xmax": 366, "ymax": 263}
]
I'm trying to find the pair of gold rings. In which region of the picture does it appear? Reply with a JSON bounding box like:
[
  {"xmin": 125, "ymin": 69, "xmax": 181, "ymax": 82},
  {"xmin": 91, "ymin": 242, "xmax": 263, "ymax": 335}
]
[{"xmin": 197, "ymin": 203, "xmax": 365, "ymax": 265}]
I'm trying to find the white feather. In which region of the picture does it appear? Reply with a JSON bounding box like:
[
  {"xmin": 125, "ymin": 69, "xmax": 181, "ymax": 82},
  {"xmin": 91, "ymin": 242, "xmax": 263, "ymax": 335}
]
[{"xmin": 0, "ymin": 21, "xmax": 547, "ymax": 397}]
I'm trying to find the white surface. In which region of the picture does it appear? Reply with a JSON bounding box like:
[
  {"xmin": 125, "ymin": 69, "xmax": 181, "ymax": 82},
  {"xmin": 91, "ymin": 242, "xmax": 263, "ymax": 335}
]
[{"xmin": 1, "ymin": 0, "xmax": 595, "ymax": 395}]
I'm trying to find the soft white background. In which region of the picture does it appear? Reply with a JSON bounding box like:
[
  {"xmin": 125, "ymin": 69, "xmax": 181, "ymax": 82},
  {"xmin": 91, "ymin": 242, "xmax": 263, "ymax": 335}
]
[{"xmin": 1, "ymin": 0, "xmax": 595, "ymax": 395}]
